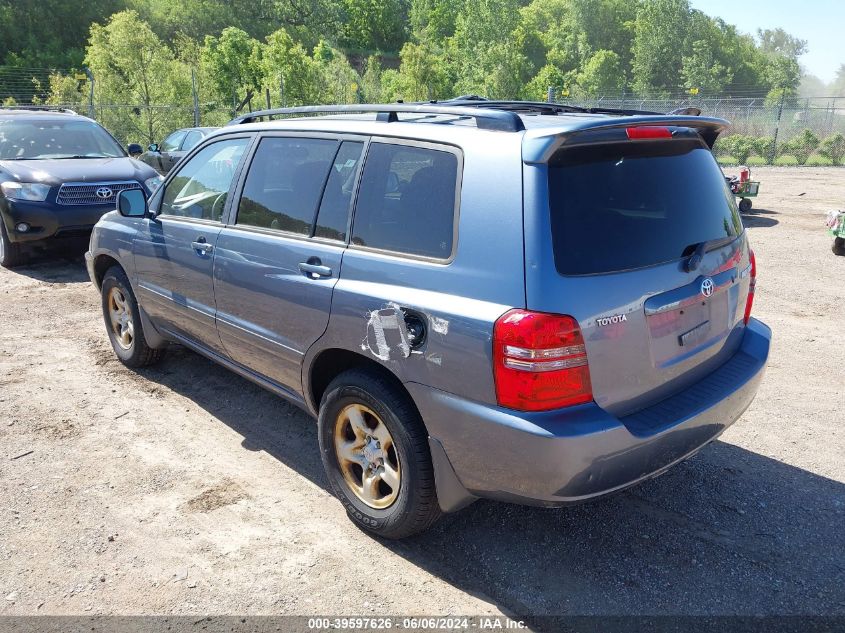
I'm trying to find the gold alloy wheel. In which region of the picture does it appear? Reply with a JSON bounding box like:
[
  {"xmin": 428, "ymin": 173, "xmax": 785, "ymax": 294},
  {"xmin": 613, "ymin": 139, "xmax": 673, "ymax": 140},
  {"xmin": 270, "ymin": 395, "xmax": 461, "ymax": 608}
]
[
  {"xmin": 333, "ymin": 403, "xmax": 401, "ymax": 509},
  {"xmin": 107, "ymin": 286, "xmax": 134, "ymax": 351}
]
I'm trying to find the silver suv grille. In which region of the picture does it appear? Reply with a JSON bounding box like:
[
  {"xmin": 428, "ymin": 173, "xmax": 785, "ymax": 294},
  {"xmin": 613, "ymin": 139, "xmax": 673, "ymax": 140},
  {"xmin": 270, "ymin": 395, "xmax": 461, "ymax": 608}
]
[{"xmin": 56, "ymin": 181, "xmax": 142, "ymax": 206}]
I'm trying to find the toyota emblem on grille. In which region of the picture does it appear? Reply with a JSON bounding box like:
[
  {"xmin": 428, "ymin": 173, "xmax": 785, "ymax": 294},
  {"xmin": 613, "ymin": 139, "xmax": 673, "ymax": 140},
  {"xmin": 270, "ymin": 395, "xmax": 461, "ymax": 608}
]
[
  {"xmin": 95, "ymin": 187, "xmax": 114, "ymax": 199},
  {"xmin": 700, "ymin": 278, "xmax": 714, "ymax": 297}
]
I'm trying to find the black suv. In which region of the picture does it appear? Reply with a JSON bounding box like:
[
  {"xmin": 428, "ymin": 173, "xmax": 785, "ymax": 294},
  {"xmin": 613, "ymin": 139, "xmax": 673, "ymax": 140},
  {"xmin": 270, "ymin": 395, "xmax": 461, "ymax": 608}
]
[{"xmin": 0, "ymin": 108, "xmax": 162, "ymax": 267}]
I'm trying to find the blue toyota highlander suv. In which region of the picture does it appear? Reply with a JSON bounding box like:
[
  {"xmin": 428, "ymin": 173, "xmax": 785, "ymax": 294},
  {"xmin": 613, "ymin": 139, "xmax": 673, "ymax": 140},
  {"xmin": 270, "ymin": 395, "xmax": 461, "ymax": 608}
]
[
  {"xmin": 0, "ymin": 108, "xmax": 161, "ymax": 267},
  {"xmin": 85, "ymin": 101, "xmax": 771, "ymax": 538}
]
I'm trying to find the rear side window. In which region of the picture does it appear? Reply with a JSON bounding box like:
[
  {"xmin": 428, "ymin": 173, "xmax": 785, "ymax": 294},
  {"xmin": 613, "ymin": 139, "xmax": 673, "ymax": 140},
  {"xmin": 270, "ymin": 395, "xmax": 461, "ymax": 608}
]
[
  {"xmin": 182, "ymin": 130, "xmax": 204, "ymax": 151},
  {"xmin": 314, "ymin": 141, "xmax": 364, "ymax": 241},
  {"xmin": 548, "ymin": 140, "xmax": 742, "ymax": 275},
  {"xmin": 160, "ymin": 130, "xmax": 186, "ymax": 152},
  {"xmin": 352, "ymin": 143, "xmax": 458, "ymax": 259},
  {"xmin": 236, "ymin": 137, "xmax": 338, "ymax": 235}
]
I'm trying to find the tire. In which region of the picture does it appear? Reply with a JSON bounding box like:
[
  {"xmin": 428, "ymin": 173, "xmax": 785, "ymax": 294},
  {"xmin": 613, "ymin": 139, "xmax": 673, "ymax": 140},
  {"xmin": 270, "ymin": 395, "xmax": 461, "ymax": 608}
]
[
  {"xmin": 833, "ymin": 237, "xmax": 845, "ymax": 257},
  {"xmin": 101, "ymin": 266, "xmax": 166, "ymax": 367},
  {"xmin": 318, "ymin": 368, "xmax": 442, "ymax": 539},
  {"xmin": 738, "ymin": 198, "xmax": 752, "ymax": 213},
  {"xmin": 0, "ymin": 220, "xmax": 24, "ymax": 268}
]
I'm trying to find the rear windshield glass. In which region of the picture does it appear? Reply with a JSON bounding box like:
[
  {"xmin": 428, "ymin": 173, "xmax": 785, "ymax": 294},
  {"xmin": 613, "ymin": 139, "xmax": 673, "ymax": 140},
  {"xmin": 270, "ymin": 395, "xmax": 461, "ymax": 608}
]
[{"xmin": 548, "ymin": 140, "xmax": 742, "ymax": 275}]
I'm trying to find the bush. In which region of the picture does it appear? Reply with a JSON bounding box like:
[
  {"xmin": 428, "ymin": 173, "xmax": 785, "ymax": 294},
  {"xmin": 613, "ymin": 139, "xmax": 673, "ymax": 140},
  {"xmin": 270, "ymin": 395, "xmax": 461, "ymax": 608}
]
[
  {"xmin": 716, "ymin": 135, "xmax": 755, "ymax": 164},
  {"xmin": 717, "ymin": 155, "xmax": 738, "ymax": 166},
  {"xmin": 779, "ymin": 129, "xmax": 820, "ymax": 165},
  {"xmin": 746, "ymin": 156, "xmax": 768, "ymax": 166},
  {"xmin": 774, "ymin": 155, "xmax": 799, "ymax": 166},
  {"xmin": 818, "ymin": 133, "xmax": 845, "ymax": 166},
  {"xmin": 806, "ymin": 154, "xmax": 834, "ymax": 167},
  {"xmin": 751, "ymin": 137, "xmax": 775, "ymax": 164}
]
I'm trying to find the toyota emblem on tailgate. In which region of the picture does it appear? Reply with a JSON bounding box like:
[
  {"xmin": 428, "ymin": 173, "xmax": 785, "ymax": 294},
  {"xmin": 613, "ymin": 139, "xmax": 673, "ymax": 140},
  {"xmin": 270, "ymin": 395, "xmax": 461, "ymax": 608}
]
[
  {"xmin": 700, "ymin": 278, "xmax": 714, "ymax": 297},
  {"xmin": 95, "ymin": 187, "xmax": 113, "ymax": 199}
]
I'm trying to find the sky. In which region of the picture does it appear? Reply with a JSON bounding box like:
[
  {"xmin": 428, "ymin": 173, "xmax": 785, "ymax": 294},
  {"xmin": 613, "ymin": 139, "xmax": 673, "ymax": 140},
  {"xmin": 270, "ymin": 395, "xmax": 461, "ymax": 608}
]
[{"xmin": 690, "ymin": 0, "xmax": 844, "ymax": 83}]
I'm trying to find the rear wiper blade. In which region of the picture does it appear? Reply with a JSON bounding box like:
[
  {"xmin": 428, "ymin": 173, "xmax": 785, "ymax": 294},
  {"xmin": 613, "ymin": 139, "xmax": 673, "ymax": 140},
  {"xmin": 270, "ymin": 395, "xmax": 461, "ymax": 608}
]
[{"xmin": 684, "ymin": 237, "xmax": 734, "ymax": 272}]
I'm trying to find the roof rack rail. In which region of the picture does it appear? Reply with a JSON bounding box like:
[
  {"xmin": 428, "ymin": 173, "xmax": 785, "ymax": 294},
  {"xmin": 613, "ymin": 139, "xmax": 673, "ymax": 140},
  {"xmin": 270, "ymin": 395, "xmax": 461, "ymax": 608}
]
[
  {"xmin": 0, "ymin": 105, "xmax": 79, "ymax": 115},
  {"xmin": 228, "ymin": 103, "xmax": 525, "ymax": 132},
  {"xmin": 438, "ymin": 99, "xmax": 662, "ymax": 117}
]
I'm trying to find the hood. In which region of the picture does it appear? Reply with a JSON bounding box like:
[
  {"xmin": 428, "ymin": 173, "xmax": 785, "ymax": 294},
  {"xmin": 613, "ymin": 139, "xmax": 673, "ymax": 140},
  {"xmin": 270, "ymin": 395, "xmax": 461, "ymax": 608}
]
[{"xmin": 0, "ymin": 157, "xmax": 158, "ymax": 187}]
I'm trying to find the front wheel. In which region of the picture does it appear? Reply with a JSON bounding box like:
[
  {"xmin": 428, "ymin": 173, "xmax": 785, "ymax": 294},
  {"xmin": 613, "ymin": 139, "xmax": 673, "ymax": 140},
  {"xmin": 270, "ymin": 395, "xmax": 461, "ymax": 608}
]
[
  {"xmin": 833, "ymin": 237, "xmax": 845, "ymax": 257},
  {"xmin": 738, "ymin": 198, "xmax": 752, "ymax": 213},
  {"xmin": 101, "ymin": 266, "xmax": 165, "ymax": 367},
  {"xmin": 0, "ymin": 220, "xmax": 24, "ymax": 268},
  {"xmin": 318, "ymin": 368, "xmax": 441, "ymax": 539}
]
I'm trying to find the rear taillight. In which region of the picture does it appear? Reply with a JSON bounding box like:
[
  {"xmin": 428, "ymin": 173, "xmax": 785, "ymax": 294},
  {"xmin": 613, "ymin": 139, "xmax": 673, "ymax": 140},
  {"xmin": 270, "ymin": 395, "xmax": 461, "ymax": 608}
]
[
  {"xmin": 743, "ymin": 250, "xmax": 757, "ymax": 324},
  {"xmin": 626, "ymin": 126, "xmax": 672, "ymax": 139},
  {"xmin": 493, "ymin": 310, "xmax": 593, "ymax": 411}
]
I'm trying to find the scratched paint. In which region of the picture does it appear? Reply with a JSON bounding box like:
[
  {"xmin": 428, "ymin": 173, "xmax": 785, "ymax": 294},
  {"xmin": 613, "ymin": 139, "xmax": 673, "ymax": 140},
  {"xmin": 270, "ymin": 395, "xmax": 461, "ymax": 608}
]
[
  {"xmin": 430, "ymin": 316, "xmax": 449, "ymax": 335},
  {"xmin": 361, "ymin": 306, "xmax": 412, "ymax": 361}
]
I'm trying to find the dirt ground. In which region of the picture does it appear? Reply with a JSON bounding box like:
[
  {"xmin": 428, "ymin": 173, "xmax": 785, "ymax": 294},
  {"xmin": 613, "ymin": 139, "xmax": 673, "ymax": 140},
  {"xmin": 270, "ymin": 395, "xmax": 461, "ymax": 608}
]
[{"xmin": 0, "ymin": 167, "xmax": 844, "ymax": 620}]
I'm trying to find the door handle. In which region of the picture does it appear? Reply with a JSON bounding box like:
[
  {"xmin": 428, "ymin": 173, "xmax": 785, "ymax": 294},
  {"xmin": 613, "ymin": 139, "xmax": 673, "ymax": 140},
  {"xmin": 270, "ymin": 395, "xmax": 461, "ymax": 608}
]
[
  {"xmin": 299, "ymin": 261, "xmax": 332, "ymax": 278},
  {"xmin": 191, "ymin": 239, "xmax": 214, "ymax": 255}
]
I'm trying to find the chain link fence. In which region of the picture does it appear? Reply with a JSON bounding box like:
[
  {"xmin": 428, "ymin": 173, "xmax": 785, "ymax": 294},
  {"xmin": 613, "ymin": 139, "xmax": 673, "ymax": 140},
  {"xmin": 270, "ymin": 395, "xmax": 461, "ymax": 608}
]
[{"xmin": 555, "ymin": 94, "xmax": 845, "ymax": 166}]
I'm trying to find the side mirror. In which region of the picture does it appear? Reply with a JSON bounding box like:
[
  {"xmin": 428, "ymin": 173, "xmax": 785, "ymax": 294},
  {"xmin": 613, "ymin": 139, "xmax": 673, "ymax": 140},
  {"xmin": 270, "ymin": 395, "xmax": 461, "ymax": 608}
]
[
  {"xmin": 148, "ymin": 143, "xmax": 159, "ymax": 153},
  {"xmin": 117, "ymin": 188, "xmax": 148, "ymax": 218},
  {"xmin": 127, "ymin": 143, "xmax": 143, "ymax": 157}
]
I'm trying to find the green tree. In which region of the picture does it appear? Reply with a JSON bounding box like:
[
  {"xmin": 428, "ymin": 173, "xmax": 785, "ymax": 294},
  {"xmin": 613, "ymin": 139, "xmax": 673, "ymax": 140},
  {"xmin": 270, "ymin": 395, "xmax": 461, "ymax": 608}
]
[
  {"xmin": 681, "ymin": 40, "xmax": 731, "ymax": 93},
  {"xmin": 0, "ymin": 0, "xmax": 124, "ymax": 68},
  {"xmin": 201, "ymin": 27, "xmax": 263, "ymax": 111},
  {"xmin": 632, "ymin": 0, "xmax": 691, "ymax": 96},
  {"xmin": 85, "ymin": 10, "xmax": 191, "ymax": 144},
  {"xmin": 340, "ymin": 0, "xmax": 410, "ymax": 53},
  {"xmin": 312, "ymin": 42, "xmax": 361, "ymax": 104},
  {"xmin": 757, "ymin": 28, "xmax": 807, "ymax": 59},
  {"xmin": 577, "ymin": 50, "xmax": 624, "ymax": 96},
  {"xmin": 409, "ymin": 0, "xmax": 463, "ymax": 43},
  {"xmin": 524, "ymin": 64, "xmax": 572, "ymax": 101},
  {"xmin": 262, "ymin": 28, "xmax": 320, "ymax": 106},
  {"xmin": 452, "ymin": 0, "xmax": 528, "ymax": 98}
]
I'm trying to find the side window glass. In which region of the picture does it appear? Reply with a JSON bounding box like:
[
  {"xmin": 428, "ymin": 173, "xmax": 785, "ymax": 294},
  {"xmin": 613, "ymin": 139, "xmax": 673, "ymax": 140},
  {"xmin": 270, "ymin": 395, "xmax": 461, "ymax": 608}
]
[
  {"xmin": 236, "ymin": 137, "xmax": 338, "ymax": 235},
  {"xmin": 160, "ymin": 130, "xmax": 186, "ymax": 152},
  {"xmin": 159, "ymin": 137, "xmax": 249, "ymax": 221},
  {"xmin": 182, "ymin": 130, "xmax": 204, "ymax": 151},
  {"xmin": 352, "ymin": 143, "xmax": 458, "ymax": 259},
  {"xmin": 314, "ymin": 141, "xmax": 364, "ymax": 241}
]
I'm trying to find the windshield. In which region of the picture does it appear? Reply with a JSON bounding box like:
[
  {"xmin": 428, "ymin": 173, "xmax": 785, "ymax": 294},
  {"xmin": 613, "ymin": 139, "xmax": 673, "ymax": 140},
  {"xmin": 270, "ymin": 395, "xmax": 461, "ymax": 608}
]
[
  {"xmin": 548, "ymin": 139, "xmax": 743, "ymax": 275},
  {"xmin": 0, "ymin": 119, "xmax": 125, "ymax": 160}
]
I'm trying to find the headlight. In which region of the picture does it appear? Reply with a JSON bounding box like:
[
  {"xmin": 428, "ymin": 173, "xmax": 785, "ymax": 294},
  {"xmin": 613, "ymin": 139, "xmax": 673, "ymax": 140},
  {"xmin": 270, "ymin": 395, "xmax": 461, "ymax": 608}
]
[
  {"xmin": 1, "ymin": 181, "xmax": 51, "ymax": 201},
  {"xmin": 144, "ymin": 175, "xmax": 163, "ymax": 193}
]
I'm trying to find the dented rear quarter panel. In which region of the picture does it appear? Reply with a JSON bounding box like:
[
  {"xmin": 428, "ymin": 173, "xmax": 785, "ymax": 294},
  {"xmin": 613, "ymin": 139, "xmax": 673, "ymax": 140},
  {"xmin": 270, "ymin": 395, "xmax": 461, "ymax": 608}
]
[{"xmin": 304, "ymin": 133, "xmax": 526, "ymax": 409}]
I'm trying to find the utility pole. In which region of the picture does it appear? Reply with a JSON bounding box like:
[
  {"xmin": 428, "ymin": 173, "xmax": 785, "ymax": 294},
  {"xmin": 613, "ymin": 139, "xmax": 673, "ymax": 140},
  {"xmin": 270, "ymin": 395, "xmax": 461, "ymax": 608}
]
[
  {"xmin": 191, "ymin": 68, "xmax": 200, "ymax": 127},
  {"xmin": 770, "ymin": 89, "xmax": 786, "ymax": 164},
  {"xmin": 83, "ymin": 67, "xmax": 95, "ymax": 119}
]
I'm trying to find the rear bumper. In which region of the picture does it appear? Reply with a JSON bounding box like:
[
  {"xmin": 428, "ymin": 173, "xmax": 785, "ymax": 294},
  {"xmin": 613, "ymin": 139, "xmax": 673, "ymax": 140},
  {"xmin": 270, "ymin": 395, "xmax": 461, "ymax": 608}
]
[
  {"xmin": 410, "ymin": 318, "xmax": 771, "ymax": 510},
  {"xmin": 1, "ymin": 199, "xmax": 111, "ymax": 243}
]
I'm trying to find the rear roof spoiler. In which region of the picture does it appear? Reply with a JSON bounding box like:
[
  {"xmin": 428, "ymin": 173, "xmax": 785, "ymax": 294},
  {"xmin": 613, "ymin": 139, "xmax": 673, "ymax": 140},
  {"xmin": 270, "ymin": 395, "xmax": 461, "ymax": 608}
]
[{"xmin": 521, "ymin": 115, "xmax": 729, "ymax": 164}]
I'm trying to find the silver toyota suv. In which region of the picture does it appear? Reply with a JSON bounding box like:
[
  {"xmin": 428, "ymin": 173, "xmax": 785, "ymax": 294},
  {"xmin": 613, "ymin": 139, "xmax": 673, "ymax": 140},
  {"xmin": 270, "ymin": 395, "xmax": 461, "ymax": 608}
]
[{"xmin": 86, "ymin": 101, "xmax": 771, "ymax": 539}]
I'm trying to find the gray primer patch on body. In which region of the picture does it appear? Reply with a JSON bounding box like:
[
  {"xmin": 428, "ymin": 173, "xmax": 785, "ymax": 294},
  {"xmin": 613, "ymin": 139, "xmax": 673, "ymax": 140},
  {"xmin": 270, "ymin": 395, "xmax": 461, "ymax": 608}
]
[{"xmin": 361, "ymin": 306, "xmax": 411, "ymax": 361}]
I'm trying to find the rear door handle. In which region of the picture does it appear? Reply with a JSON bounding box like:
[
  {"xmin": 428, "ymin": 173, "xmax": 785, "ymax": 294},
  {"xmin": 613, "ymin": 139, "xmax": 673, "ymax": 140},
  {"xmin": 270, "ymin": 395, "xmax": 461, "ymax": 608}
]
[
  {"xmin": 299, "ymin": 261, "xmax": 332, "ymax": 278},
  {"xmin": 191, "ymin": 240, "xmax": 214, "ymax": 255}
]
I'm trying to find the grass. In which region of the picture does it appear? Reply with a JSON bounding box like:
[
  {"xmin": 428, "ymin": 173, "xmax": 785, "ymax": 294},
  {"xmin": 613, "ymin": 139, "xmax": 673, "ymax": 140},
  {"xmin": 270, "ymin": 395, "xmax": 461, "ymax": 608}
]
[{"xmin": 774, "ymin": 155, "xmax": 800, "ymax": 166}]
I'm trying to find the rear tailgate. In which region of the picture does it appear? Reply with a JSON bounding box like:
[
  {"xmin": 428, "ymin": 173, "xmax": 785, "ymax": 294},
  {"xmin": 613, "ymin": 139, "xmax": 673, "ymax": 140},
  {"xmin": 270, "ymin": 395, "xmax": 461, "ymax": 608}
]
[{"xmin": 522, "ymin": 120, "xmax": 754, "ymax": 418}]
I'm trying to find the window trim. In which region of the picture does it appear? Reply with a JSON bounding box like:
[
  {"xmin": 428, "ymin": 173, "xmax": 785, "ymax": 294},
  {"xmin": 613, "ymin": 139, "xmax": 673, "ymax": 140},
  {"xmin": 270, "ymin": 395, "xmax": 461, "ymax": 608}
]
[
  {"xmin": 227, "ymin": 131, "xmax": 369, "ymax": 242},
  {"xmin": 348, "ymin": 136, "xmax": 463, "ymax": 265},
  {"xmin": 151, "ymin": 132, "xmax": 256, "ymax": 226}
]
